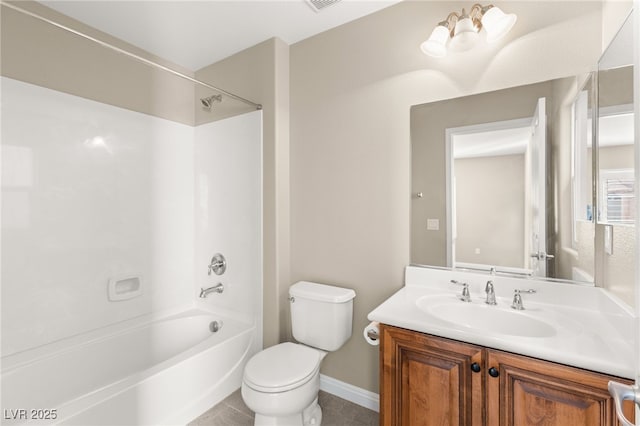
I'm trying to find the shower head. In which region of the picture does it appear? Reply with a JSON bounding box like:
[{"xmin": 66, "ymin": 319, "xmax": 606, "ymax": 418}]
[{"xmin": 200, "ymin": 94, "xmax": 222, "ymax": 111}]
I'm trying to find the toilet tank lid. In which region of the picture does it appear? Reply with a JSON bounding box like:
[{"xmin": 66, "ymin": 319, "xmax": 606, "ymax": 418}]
[{"xmin": 290, "ymin": 281, "xmax": 356, "ymax": 303}]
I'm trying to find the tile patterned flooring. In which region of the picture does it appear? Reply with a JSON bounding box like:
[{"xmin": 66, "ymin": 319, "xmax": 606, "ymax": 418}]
[{"xmin": 188, "ymin": 389, "xmax": 379, "ymax": 426}]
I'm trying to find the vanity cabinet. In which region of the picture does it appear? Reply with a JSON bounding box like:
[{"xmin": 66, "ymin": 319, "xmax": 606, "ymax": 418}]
[
  {"xmin": 380, "ymin": 324, "xmax": 634, "ymax": 426},
  {"xmin": 380, "ymin": 323, "xmax": 484, "ymax": 425}
]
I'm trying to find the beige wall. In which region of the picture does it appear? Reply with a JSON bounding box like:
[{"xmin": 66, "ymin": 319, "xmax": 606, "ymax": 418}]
[
  {"xmin": 290, "ymin": 1, "xmax": 602, "ymax": 393},
  {"xmin": 599, "ymin": 145, "xmax": 635, "ymax": 170},
  {"xmin": 1, "ymin": 1, "xmax": 260, "ymax": 125},
  {"xmin": 195, "ymin": 38, "xmax": 291, "ymax": 348},
  {"xmin": 455, "ymin": 154, "xmax": 525, "ymax": 268},
  {"xmin": 600, "ymin": 66, "xmax": 635, "ymax": 108},
  {"xmin": 602, "ymin": 0, "xmax": 634, "ymax": 52},
  {"xmin": 1, "ymin": 1, "xmax": 195, "ymax": 125}
]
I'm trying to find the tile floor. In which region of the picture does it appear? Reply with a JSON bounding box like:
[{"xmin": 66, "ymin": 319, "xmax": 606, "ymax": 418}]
[{"xmin": 189, "ymin": 389, "xmax": 379, "ymax": 426}]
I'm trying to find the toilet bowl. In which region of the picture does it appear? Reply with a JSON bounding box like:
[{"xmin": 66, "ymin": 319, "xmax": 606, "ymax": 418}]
[
  {"xmin": 241, "ymin": 342, "xmax": 326, "ymax": 425},
  {"xmin": 241, "ymin": 281, "xmax": 356, "ymax": 426}
]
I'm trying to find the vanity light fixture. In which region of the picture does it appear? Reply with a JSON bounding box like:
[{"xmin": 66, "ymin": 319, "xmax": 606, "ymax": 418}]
[{"xmin": 421, "ymin": 3, "xmax": 517, "ymax": 58}]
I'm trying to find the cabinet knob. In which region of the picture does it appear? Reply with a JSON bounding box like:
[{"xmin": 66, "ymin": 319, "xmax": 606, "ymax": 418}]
[
  {"xmin": 470, "ymin": 362, "xmax": 481, "ymax": 373},
  {"xmin": 488, "ymin": 367, "xmax": 500, "ymax": 378}
]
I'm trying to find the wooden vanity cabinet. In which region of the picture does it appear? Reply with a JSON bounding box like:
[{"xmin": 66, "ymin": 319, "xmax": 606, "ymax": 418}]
[
  {"xmin": 380, "ymin": 324, "xmax": 484, "ymax": 426},
  {"xmin": 380, "ymin": 324, "xmax": 635, "ymax": 426},
  {"xmin": 485, "ymin": 350, "xmax": 635, "ymax": 426}
]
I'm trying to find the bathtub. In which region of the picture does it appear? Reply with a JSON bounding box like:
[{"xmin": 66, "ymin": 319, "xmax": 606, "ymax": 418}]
[{"xmin": 1, "ymin": 308, "xmax": 257, "ymax": 425}]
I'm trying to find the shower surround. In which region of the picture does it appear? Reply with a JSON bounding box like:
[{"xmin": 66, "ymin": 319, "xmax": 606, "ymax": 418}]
[{"xmin": 1, "ymin": 76, "xmax": 263, "ymax": 424}]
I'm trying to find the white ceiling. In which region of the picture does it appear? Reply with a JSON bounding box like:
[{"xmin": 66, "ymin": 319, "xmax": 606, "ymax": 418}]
[{"xmin": 40, "ymin": 0, "xmax": 401, "ymax": 71}]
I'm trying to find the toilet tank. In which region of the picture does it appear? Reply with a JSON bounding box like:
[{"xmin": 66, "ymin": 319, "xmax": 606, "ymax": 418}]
[{"xmin": 289, "ymin": 281, "xmax": 356, "ymax": 352}]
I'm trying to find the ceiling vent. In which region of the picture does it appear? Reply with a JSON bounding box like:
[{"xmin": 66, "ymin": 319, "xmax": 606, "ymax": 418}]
[{"xmin": 305, "ymin": 0, "xmax": 342, "ymax": 12}]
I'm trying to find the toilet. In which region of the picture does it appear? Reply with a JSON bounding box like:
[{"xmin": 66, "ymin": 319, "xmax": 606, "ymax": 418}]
[{"xmin": 241, "ymin": 281, "xmax": 356, "ymax": 426}]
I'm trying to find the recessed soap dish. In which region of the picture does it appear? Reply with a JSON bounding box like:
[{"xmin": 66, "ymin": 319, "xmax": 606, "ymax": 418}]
[{"xmin": 108, "ymin": 275, "xmax": 143, "ymax": 301}]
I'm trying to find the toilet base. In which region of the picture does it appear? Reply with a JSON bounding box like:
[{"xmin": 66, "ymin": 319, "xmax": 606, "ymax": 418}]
[{"xmin": 253, "ymin": 397, "xmax": 322, "ymax": 426}]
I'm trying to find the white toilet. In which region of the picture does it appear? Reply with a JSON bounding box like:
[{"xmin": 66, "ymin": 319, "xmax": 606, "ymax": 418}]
[{"xmin": 241, "ymin": 281, "xmax": 356, "ymax": 426}]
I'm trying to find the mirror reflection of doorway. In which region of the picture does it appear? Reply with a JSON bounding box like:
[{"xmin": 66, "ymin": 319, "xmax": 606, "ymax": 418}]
[{"xmin": 446, "ymin": 98, "xmax": 548, "ymax": 276}]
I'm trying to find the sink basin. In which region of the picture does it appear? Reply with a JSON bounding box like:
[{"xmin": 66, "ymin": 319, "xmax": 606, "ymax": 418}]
[{"xmin": 416, "ymin": 296, "xmax": 557, "ymax": 338}]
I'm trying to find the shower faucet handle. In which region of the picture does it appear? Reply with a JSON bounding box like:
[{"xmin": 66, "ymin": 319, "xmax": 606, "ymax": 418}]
[{"xmin": 208, "ymin": 253, "xmax": 227, "ymax": 276}]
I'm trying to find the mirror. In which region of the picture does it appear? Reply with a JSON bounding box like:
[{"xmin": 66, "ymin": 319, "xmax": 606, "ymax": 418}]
[
  {"xmin": 411, "ymin": 76, "xmax": 596, "ymax": 284},
  {"xmin": 594, "ymin": 11, "xmax": 635, "ymax": 303},
  {"xmin": 597, "ymin": 12, "xmax": 635, "ymax": 226}
]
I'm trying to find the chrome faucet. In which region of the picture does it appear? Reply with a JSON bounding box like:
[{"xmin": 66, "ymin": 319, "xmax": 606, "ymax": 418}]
[
  {"xmin": 199, "ymin": 283, "xmax": 224, "ymax": 298},
  {"xmin": 485, "ymin": 280, "xmax": 497, "ymax": 305}
]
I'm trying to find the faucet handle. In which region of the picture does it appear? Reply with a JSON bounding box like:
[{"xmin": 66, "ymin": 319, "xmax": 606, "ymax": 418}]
[
  {"xmin": 450, "ymin": 280, "xmax": 471, "ymax": 302},
  {"xmin": 511, "ymin": 290, "xmax": 524, "ymax": 310},
  {"xmin": 459, "ymin": 284, "xmax": 471, "ymax": 302},
  {"xmin": 208, "ymin": 253, "xmax": 227, "ymax": 276},
  {"xmin": 511, "ymin": 289, "xmax": 535, "ymax": 310}
]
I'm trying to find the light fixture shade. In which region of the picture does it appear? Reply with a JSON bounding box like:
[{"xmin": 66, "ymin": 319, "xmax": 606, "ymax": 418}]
[
  {"xmin": 449, "ymin": 16, "xmax": 479, "ymax": 52},
  {"xmin": 420, "ymin": 25, "xmax": 450, "ymax": 58},
  {"xmin": 481, "ymin": 6, "xmax": 517, "ymax": 43}
]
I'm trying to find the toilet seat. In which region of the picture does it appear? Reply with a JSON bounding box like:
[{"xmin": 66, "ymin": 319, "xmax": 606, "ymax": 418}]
[{"xmin": 243, "ymin": 342, "xmax": 321, "ymax": 393}]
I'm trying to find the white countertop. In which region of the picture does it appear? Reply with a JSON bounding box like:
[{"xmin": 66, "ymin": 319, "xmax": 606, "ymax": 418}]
[{"xmin": 368, "ymin": 266, "xmax": 636, "ymax": 379}]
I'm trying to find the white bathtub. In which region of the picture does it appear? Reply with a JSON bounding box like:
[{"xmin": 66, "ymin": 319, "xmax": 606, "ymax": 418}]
[{"xmin": 1, "ymin": 308, "xmax": 257, "ymax": 425}]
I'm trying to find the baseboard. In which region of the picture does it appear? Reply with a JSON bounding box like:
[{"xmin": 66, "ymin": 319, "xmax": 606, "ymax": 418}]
[{"xmin": 319, "ymin": 374, "xmax": 380, "ymax": 413}]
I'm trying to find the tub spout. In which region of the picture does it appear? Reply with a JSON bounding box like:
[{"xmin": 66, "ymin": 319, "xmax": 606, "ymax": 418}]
[{"xmin": 199, "ymin": 283, "xmax": 224, "ymax": 298}]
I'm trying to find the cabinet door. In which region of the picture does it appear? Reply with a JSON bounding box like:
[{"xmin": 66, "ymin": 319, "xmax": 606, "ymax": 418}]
[
  {"xmin": 380, "ymin": 325, "xmax": 484, "ymax": 426},
  {"xmin": 486, "ymin": 350, "xmax": 635, "ymax": 426}
]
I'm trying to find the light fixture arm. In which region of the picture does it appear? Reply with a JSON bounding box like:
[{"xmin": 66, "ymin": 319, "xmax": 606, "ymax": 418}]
[
  {"xmin": 421, "ymin": 2, "xmax": 516, "ymax": 58},
  {"xmin": 439, "ymin": 12, "xmax": 460, "ymax": 35},
  {"xmin": 469, "ymin": 4, "xmax": 496, "ymax": 30},
  {"xmin": 469, "ymin": 4, "xmax": 484, "ymax": 29},
  {"xmin": 437, "ymin": 3, "xmax": 496, "ymax": 34}
]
